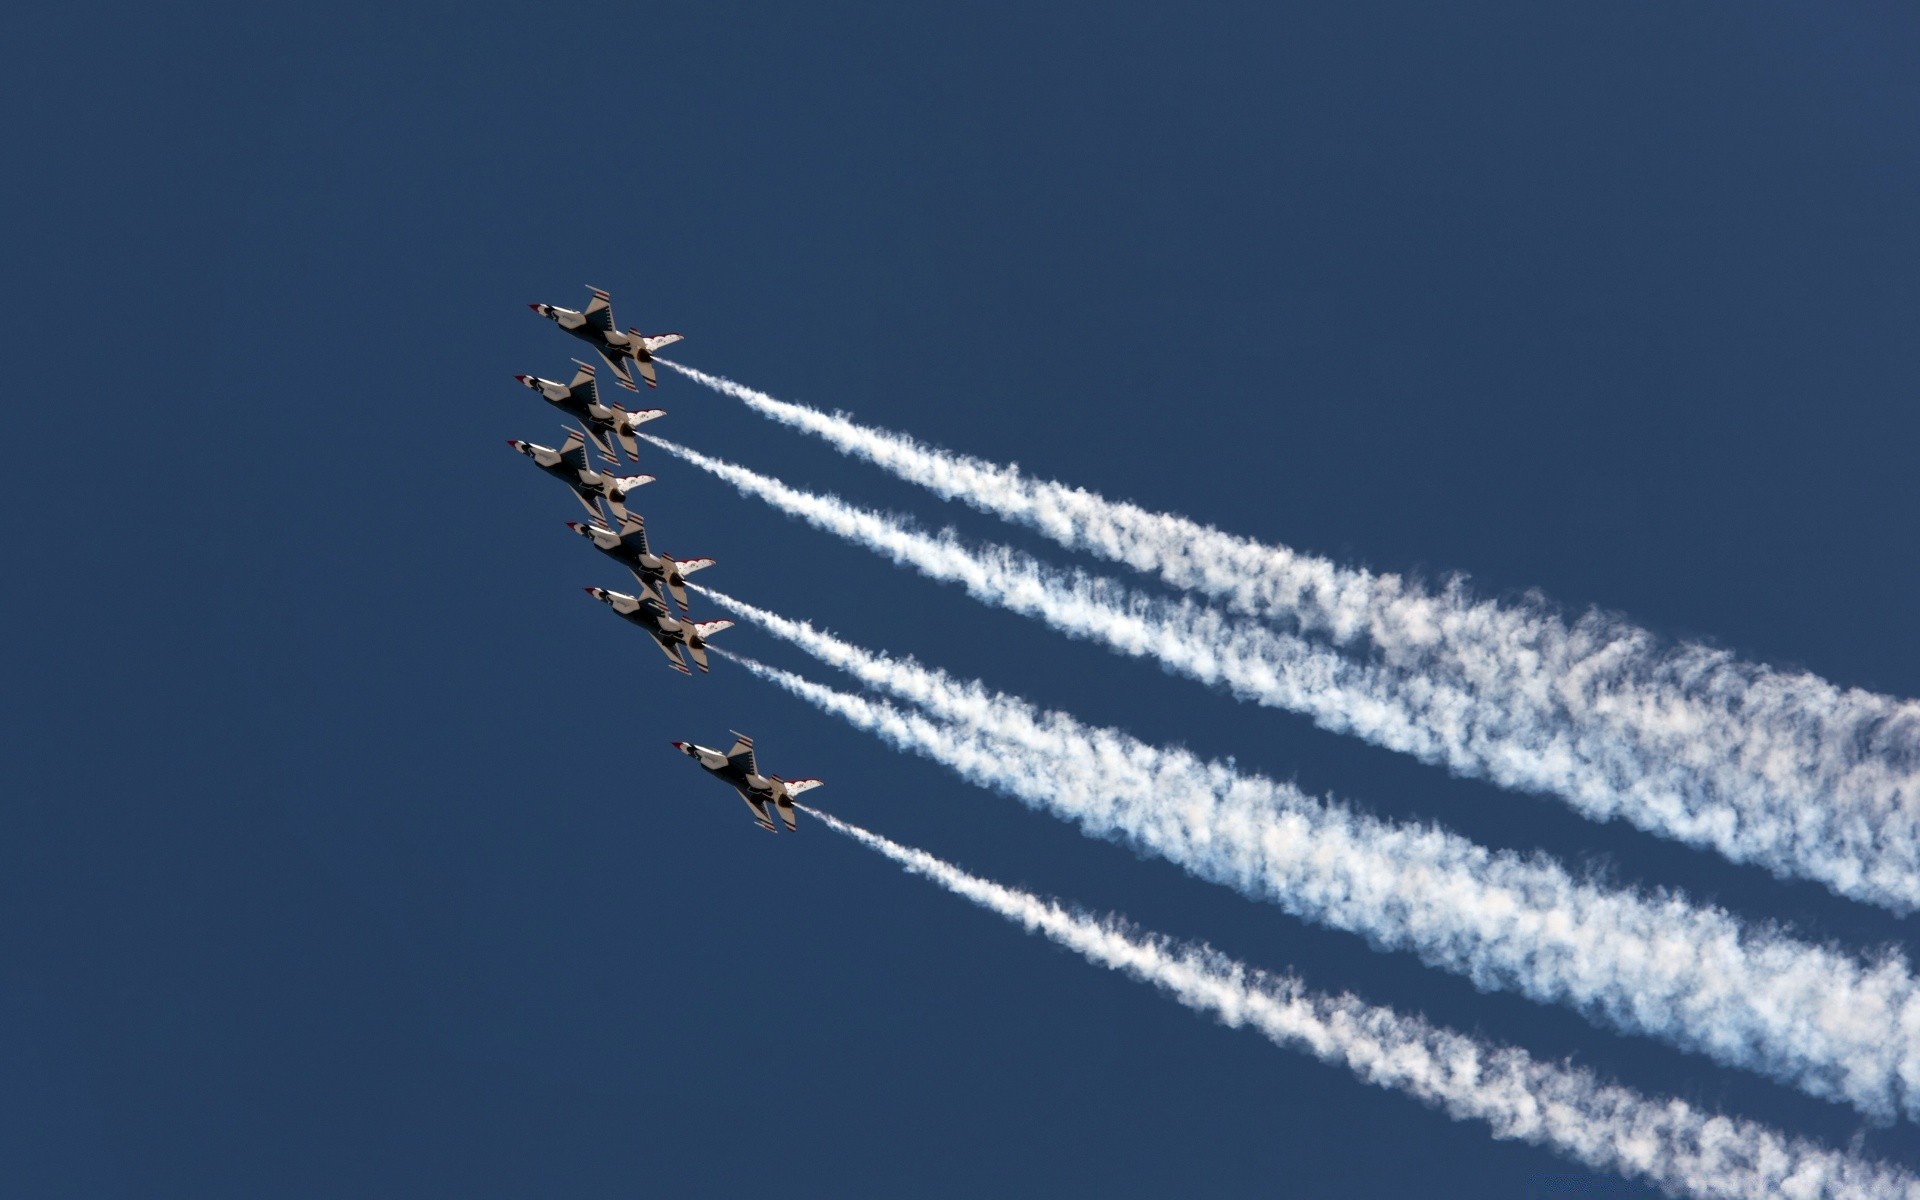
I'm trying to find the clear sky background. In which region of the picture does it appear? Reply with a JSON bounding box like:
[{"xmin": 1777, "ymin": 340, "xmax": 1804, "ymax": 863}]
[{"xmin": 5, "ymin": 4, "xmax": 1919, "ymax": 1197}]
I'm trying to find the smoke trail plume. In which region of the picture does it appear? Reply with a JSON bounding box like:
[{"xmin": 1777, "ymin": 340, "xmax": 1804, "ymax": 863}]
[
  {"xmin": 660, "ymin": 362, "xmax": 1920, "ymax": 913},
  {"xmin": 807, "ymin": 806, "xmax": 1919, "ymax": 1200},
  {"xmin": 709, "ymin": 620, "xmax": 1920, "ymax": 1124}
]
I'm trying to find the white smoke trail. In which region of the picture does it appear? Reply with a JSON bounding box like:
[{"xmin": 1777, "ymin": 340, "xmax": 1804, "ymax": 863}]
[
  {"xmin": 709, "ymin": 621, "xmax": 1920, "ymax": 1124},
  {"xmin": 805, "ymin": 806, "xmax": 1919, "ymax": 1200},
  {"xmin": 660, "ymin": 361, "xmax": 1920, "ymax": 913}
]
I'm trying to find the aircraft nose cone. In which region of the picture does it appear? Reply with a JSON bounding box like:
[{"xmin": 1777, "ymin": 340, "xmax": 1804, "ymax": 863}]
[
  {"xmin": 527, "ymin": 303, "xmax": 543, "ymax": 313},
  {"xmin": 514, "ymin": 374, "xmax": 530, "ymax": 385}
]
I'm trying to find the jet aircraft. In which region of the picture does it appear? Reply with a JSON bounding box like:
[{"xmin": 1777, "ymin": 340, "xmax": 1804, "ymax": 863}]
[
  {"xmin": 672, "ymin": 732, "xmax": 822, "ymax": 832},
  {"xmin": 529, "ymin": 286, "xmax": 683, "ymax": 390},
  {"xmin": 565, "ymin": 512, "xmax": 715, "ymax": 611},
  {"xmin": 508, "ymin": 428, "xmax": 654, "ymax": 520},
  {"xmin": 584, "ymin": 586, "xmax": 733, "ymax": 675},
  {"xmin": 515, "ymin": 362, "xmax": 664, "ymax": 462}
]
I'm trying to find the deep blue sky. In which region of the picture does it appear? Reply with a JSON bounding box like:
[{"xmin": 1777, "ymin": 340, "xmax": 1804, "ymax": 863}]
[{"xmin": 6, "ymin": 4, "xmax": 1919, "ymax": 1197}]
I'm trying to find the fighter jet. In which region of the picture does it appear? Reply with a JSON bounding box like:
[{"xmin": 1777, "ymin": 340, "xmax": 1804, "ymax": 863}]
[
  {"xmin": 565, "ymin": 512, "xmax": 715, "ymax": 611},
  {"xmin": 507, "ymin": 428, "xmax": 654, "ymax": 520},
  {"xmin": 515, "ymin": 362, "xmax": 665, "ymax": 462},
  {"xmin": 584, "ymin": 586, "xmax": 733, "ymax": 675},
  {"xmin": 673, "ymin": 732, "xmax": 822, "ymax": 833},
  {"xmin": 528, "ymin": 286, "xmax": 683, "ymax": 391}
]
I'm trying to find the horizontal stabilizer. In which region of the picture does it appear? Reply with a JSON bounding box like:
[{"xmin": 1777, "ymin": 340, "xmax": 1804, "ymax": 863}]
[
  {"xmin": 625, "ymin": 570, "xmax": 668, "ymax": 607},
  {"xmin": 775, "ymin": 796, "xmax": 798, "ymax": 832},
  {"xmin": 582, "ymin": 426, "xmax": 617, "ymax": 464},
  {"xmin": 655, "ymin": 639, "xmax": 691, "ymax": 675},
  {"xmin": 599, "ymin": 352, "xmax": 639, "ymax": 391},
  {"xmin": 739, "ymin": 792, "xmax": 777, "ymax": 833}
]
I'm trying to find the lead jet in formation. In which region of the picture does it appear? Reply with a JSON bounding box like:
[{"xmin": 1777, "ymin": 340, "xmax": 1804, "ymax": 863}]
[
  {"xmin": 584, "ymin": 586, "xmax": 733, "ymax": 675},
  {"xmin": 516, "ymin": 362, "xmax": 664, "ymax": 462},
  {"xmin": 529, "ymin": 286, "xmax": 683, "ymax": 391},
  {"xmin": 673, "ymin": 732, "xmax": 822, "ymax": 833},
  {"xmin": 508, "ymin": 428, "xmax": 655, "ymax": 520},
  {"xmin": 565, "ymin": 512, "xmax": 714, "ymax": 610}
]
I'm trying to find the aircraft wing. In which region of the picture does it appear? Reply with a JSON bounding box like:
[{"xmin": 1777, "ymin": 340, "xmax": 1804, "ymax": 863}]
[
  {"xmin": 582, "ymin": 288, "xmax": 614, "ymax": 333},
  {"xmin": 557, "ymin": 427, "xmax": 592, "ymax": 475},
  {"xmin": 734, "ymin": 787, "xmax": 778, "ymax": 833},
  {"xmin": 567, "ymin": 361, "xmax": 600, "ymax": 405},
  {"xmin": 617, "ymin": 510, "xmax": 651, "ymax": 556},
  {"xmin": 724, "ymin": 733, "xmax": 758, "ymax": 778}
]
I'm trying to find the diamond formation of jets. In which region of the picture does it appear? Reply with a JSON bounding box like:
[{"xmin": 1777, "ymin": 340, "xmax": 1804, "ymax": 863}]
[
  {"xmin": 565, "ymin": 512, "xmax": 715, "ymax": 611},
  {"xmin": 507, "ymin": 428, "xmax": 655, "ymax": 521},
  {"xmin": 673, "ymin": 732, "xmax": 823, "ymax": 833},
  {"xmin": 584, "ymin": 586, "xmax": 733, "ymax": 675},
  {"xmin": 529, "ymin": 286, "xmax": 683, "ymax": 390},
  {"xmin": 516, "ymin": 361, "xmax": 665, "ymax": 462}
]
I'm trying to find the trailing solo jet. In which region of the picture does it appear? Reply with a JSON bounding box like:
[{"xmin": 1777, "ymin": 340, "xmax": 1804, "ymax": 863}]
[
  {"xmin": 528, "ymin": 286, "xmax": 683, "ymax": 390},
  {"xmin": 507, "ymin": 428, "xmax": 654, "ymax": 520},
  {"xmin": 673, "ymin": 732, "xmax": 822, "ymax": 833},
  {"xmin": 564, "ymin": 512, "xmax": 715, "ymax": 611},
  {"xmin": 515, "ymin": 362, "xmax": 664, "ymax": 462},
  {"xmin": 584, "ymin": 586, "xmax": 733, "ymax": 675}
]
